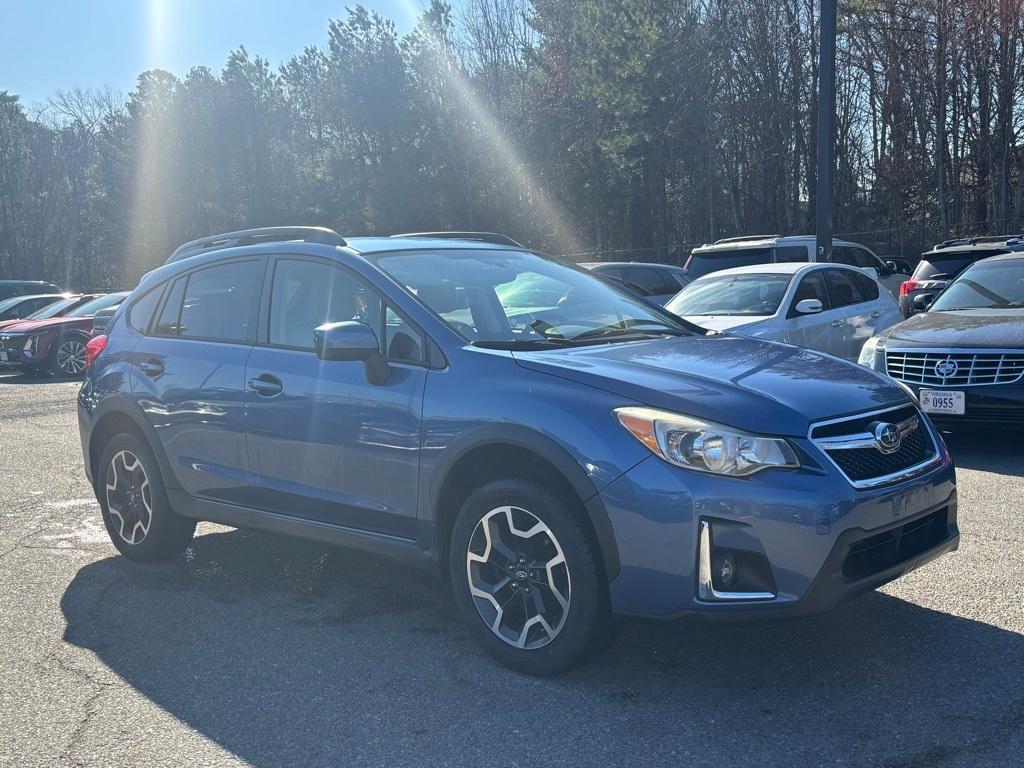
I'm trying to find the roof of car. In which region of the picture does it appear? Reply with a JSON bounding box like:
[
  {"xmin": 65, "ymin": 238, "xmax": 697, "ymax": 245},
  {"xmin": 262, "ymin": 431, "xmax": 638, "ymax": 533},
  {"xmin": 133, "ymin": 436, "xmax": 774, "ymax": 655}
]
[
  {"xmin": 692, "ymin": 235, "xmax": 859, "ymax": 253},
  {"xmin": 580, "ymin": 261, "xmax": 686, "ymax": 271},
  {"xmin": 344, "ymin": 236, "xmax": 522, "ymax": 255},
  {"xmin": 973, "ymin": 251, "xmax": 1024, "ymax": 263},
  {"xmin": 686, "ymin": 261, "xmax": 859, "ymax": 278},
  {"xmin": 922, "ymin": 242, "xmax": 1022, "ymax": 256}
]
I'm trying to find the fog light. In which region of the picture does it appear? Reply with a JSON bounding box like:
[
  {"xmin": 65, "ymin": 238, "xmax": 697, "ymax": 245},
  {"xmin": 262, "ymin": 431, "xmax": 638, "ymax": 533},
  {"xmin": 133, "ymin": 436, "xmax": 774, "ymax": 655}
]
[{"xmin": 720, "ymin": 553, "xmax": 738, "ymax": 588}]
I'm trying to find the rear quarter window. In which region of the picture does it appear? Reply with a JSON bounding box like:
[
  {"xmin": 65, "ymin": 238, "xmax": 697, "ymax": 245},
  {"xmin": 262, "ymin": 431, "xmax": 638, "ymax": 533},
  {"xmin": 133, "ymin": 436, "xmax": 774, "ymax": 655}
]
[
  {"xmin": 128, "ymin": 285, "xmax": 165, "ymax": 334},
  {"xmin": 913, "ymin": 250, "xmax": 1008, "ymax": 280}
]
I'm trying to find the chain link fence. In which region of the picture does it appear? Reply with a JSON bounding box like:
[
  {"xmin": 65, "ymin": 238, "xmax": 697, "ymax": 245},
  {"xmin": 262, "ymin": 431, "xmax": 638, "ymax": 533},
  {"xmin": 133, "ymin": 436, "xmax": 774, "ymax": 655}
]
[{"xmin": 564, "ymin": 218, "xmax": 1024, "ymax": 267}]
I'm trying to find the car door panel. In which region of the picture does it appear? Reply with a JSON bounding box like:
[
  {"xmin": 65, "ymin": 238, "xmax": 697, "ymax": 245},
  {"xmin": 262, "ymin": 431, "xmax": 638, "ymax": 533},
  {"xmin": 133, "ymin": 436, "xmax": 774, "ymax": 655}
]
[
  {"xmin": 785, "ymin": 270, "xmax": 838, "ymax": 355},
  {"xmin": 241, "ymin": 256, "xmax": 426, "ymax": 538},
  {"xmin": 130, "ymin": 258, "xmax": 263, "ymax": 504}
]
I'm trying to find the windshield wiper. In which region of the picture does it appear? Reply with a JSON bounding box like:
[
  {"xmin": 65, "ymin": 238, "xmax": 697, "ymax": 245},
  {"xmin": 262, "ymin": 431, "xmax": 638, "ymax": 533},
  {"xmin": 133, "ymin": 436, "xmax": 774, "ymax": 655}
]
[
  {"xmin": 470, "ymin": 338, "xmax": 574, "ymax": 351},
  {"xmin": 569, "ymin": 321, "xmax": 689, "ymax": 343}
]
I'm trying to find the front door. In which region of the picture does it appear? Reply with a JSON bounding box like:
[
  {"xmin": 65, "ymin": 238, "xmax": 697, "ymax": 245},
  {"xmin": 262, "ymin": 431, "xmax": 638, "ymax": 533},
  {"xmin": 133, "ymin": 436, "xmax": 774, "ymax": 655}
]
[
  {"xmin": 242, "ymin": 256, "xmax": 427, "ymax": 539},
  {"xmin": 786, "ymin": 269, "xmax": 840, "ymax": 356}
]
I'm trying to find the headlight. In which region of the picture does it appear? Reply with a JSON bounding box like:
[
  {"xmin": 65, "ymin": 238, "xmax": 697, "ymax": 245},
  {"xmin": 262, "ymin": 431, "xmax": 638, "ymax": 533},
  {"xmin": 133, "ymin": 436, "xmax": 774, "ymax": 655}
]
[
  {"xmin": 22, "ymin": 336, "xmax": 35, "ymax": 353},
  {"xmin": 858, "ymin": 336, "xmax": 886, "ymax": 369},
  {"xmin": 614, "ymin": 407, "xmax": 799, "ymax": 476}
]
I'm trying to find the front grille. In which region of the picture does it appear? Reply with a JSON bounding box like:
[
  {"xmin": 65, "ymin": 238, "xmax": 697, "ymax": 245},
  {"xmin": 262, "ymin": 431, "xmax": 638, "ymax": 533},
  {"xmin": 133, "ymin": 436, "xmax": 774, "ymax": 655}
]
[
  {"xmin": 886, "ymin": 350, "xmax": 1024, "ymax": 386},
  {"xmin": 827, "ymin": 426, "xmax": 932, "ymax": 482},
  {"xmin": 810, "ymin": 406, "xmax": 939, "ymax": 487},
  {"xmin": 843, "ymin": 508, "xmax": 949, "ymax": 580}
]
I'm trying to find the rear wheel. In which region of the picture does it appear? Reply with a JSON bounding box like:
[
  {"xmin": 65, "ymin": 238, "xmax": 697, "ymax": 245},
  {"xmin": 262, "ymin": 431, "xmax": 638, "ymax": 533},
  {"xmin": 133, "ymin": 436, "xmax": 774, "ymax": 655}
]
[
  {"xmin": 97, "ymin": 433, "xmax": 195, "ymax": 561},
  {"xmin": 449, "ymin": 478, "xmax": 610, "ymax": 675},
  {"xmin": 49, "ymin": 333, "xmax": 88, "ymax": 377}
]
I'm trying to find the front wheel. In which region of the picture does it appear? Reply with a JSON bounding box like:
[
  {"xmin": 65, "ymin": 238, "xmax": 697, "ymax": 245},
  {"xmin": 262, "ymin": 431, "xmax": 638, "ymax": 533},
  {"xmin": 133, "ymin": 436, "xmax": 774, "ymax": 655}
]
[
  {"xmin": 449, "ymin": 478, "xmax": 610, "ymax": 675},
  {"xmin": 97, "ymin": 433, "xmax": 196, "ymax": 561}
]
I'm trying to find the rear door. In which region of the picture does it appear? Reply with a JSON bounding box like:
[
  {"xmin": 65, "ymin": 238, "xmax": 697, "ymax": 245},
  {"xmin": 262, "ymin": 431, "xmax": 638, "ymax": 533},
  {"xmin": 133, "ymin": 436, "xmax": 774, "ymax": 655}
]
[
  {"xmin": 241, "ymin": 255, "xmax": 427, "ymax": 538},
  {"xmin": 129, "ymin": 257, "xmax": 264, "ymax": 505},
  {"xmin": 822, "ymin": 267, "xmax": 874, "ymax": 360}
]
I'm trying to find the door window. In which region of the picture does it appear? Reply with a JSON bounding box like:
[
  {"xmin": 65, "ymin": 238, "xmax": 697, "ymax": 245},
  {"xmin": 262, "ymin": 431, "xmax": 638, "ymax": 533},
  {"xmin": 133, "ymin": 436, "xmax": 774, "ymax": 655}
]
[
  {"xmin": 155, "ymin": 261, "xmax": 261, "ymax": 341},
  {"xmin": 619, "ymin": 267, "xmax": 670, "ymax": 296},
  {"xmin": 824, "ymin": 268, "xmax": 867, "ymax": 308},
  {"xmin": 789, "ymin": 271, "xmax": 831, "ymax": 315},
  {"xmin": 268, "ymin": 259, "xmax": 382, "ymax": 350},
  {"xmin": 385, "ymin": 306, "xmax": 425, "ymax": 363},
  {"xmin": 775, "ymin": 246, "xmax": 809, "ymax": 263}
]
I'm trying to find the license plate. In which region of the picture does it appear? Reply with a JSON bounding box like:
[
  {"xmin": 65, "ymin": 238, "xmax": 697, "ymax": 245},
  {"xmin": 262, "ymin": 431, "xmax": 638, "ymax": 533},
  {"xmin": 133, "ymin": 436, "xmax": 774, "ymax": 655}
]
[
  {"xmin": 0, "ymin": 350, "xmax": 7, "ymax": 362},
  {"xmin": 920, "ymin": 389, "xmax": 965, "ymax": 415}
]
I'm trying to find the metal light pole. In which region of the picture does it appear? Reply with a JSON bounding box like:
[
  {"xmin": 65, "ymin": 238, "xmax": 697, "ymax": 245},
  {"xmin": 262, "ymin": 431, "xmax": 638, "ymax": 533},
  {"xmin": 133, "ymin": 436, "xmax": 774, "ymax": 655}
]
[{"xmin": 815, "ymin": 0, "xmax": 838, "ymax": 261}]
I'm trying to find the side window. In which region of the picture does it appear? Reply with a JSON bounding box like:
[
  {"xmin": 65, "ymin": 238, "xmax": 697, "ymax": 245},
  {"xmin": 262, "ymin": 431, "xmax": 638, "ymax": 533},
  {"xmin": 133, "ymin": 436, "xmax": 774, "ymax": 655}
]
[
  {"xmin": 154, "ymin": 278, "xmax": 186, "ymax": 335},
  {"xmin": 776, "ymin": 246, "xmax": 810, "ymax": 263},
  {"xmin": 825, "ymin": 268, "xmax": 866, "ymax": 308},
  {"xmin": 853, "ymin": 248, "xmax": 882, "ymax": 270},
  {"xmin": 852, "ymin": 271, "xmax": 880, "ymax": 301},
  {"xmin": 791, "ymin": 271, "xmax": 831, "ymax": 313},
  {"xmin": 269, "ymin": 258, "xmax": 381, "ymax": 350},
  {"xmin": 621, "ymin": 267, "xmax": 665, "ymax": 295},
  {"xmin": 128, "ymin": 285, "xmax": 164, "ymax": 334},
  {"xmin": 829, "ymin": 247, "xmax": 857, "ymax": 267},
  {"xmin": 385, "ymin": 306, "xmax": 424, "ymax": 363},
  {"xmin": 595, "ymin": 266, "xmax": 622, "ymax": 281},
  {"xmin": 179, "ymin": 261, "xmax": 261, "ymax": 341}
]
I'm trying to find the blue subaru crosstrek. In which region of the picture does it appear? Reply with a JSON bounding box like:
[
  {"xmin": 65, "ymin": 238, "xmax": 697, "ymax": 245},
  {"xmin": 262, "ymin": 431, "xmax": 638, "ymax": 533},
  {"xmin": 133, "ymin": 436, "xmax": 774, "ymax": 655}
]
[{"xmin": 78, "ymin": 227, "xmax": 959, "ymax": 674}]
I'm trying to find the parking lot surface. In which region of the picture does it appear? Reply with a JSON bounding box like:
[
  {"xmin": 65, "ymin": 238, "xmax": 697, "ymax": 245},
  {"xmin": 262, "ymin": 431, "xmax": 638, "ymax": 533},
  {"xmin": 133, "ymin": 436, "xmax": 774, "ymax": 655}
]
[{"xmin": 1, "ymin": 372, "xmax": 1022, "ymax": 767}]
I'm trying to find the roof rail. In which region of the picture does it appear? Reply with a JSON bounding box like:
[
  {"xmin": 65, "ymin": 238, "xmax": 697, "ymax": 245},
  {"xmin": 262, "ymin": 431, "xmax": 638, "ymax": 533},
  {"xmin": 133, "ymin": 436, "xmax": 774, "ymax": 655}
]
[
  {"xmin": 390, "ymin": 231, "xmax": 524, "ymax": 247},
  {"xmin": 713, "ymin": 234, "xmax": 781, "ymax": 245},
  {"xmin": 165, "ymin": 226, "xmax": 347, "ymax": 264}
]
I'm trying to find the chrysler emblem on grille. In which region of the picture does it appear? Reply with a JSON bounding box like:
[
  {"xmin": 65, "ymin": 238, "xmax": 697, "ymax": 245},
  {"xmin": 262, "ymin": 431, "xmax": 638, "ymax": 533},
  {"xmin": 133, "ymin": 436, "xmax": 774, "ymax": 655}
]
[
  {"xmin": 873, "ymin": 422, "xmax": 902, "ymax": 454},
  {"xmin": 934, "ymin": 358, "xmax": 958, "ymax": 378}
]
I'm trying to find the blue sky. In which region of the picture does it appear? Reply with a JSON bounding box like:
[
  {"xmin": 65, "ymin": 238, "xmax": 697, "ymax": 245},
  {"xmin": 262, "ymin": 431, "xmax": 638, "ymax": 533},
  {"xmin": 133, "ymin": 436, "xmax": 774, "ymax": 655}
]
[{"xmin": 1, "ymin": 0, "xmax": 423, "ymax": 107}]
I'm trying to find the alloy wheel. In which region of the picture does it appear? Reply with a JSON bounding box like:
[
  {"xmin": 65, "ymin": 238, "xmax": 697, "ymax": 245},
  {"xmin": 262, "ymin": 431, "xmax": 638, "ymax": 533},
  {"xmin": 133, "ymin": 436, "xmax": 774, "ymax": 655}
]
[
  {"xmin": 466, "ymin": 505, "xmax": 571, "ymax": 649},
  {"xmin": 105, "ymin": 450, "xmax": 153, "ymax": 545},
  {"xmin": 56, "ymin": 339, "xmax": 87, "ymax": 375}
]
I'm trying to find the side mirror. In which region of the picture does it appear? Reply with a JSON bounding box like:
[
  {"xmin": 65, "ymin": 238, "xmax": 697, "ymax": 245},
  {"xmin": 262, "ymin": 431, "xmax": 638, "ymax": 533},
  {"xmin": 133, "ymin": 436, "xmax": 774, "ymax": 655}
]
[
  {"xmin": 883, "ymin": 260, "xmax": 899, "ymax": 275},
  {"xmin": 314, "ymin": 321, "xmax": 391, "ymax": 384},
  {"xmin": 911, "ymin": 293, "xmax": 935, "ymax": 313},
  {"xmin": 795, "ymin": 298, "xmax": 823, "ymax": 315}
]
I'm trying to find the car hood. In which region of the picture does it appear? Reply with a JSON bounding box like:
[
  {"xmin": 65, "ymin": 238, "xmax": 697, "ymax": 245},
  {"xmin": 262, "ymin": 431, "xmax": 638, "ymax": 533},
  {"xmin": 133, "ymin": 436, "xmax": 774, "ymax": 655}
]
[
  {"xmin": 678, "ymin": 315, "xmax": 763, "ymax": 332},
  {"xmin": 880, "ymin": 309, "xmax": 1024, "ymax": 349},
  {"xmin": 0, "ymin": 316, "xmax": 89, "ymax": 335},
  {"xmin": 512, "ymin": 335, "xmax": 906, "ymax": 437}
]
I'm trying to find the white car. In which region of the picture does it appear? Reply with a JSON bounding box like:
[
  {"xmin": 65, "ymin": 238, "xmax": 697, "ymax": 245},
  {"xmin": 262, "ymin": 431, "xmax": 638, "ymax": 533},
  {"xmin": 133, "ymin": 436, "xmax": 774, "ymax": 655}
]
[
  {"xmin": 684, "ymin": 235, "xmax": 910, "ymax": 297},
  {"xmin": 665, "ymin": 262, "xmax": 904, "ymax": 361}
]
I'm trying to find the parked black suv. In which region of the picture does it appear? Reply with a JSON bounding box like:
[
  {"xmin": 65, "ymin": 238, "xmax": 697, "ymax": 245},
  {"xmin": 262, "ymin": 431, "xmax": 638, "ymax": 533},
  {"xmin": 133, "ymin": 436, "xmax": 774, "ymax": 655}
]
[{"xmin": 899, "ymin": 237, "xmax": 1024, "ymax": 316}]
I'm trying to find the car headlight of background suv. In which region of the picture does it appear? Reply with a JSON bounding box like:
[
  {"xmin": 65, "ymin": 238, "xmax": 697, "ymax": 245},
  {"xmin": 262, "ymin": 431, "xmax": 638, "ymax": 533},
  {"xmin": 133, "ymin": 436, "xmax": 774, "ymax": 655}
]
[
  {"xmin": 614, "ymin": 407, "xmax": 798, "ymax": 476},
  {"xmin": 858, "ymin": 335, "xmax": 886, "ymax": 370}
]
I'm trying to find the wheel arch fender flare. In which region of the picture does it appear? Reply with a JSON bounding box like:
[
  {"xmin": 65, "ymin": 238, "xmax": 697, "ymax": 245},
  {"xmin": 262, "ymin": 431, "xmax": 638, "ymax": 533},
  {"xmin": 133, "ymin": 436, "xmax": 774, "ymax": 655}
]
[
  {"xmin": 86, "ymin": 396, "xmax": 180, "ymax": 493},
  {"xmin": 426, "ymin": 423, "xmax": 621, "ymax": 580}
]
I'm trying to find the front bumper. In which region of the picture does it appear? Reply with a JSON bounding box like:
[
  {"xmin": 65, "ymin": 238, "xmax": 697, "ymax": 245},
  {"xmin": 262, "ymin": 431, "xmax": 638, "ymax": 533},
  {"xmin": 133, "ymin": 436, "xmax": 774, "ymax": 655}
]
[
  {"xmin": 600, "ymin": 435, "xmax": 957, "ymax": 620},
  {"xmin": 0, "ymin": 334, "xmax": 45, "ymax": 369}
]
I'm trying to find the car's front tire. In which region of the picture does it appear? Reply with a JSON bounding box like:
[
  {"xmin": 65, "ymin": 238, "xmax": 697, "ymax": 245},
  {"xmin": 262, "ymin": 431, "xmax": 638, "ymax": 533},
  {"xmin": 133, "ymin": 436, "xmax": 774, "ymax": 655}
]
[
  {"xmin": 449, "ymin": 478, "xmax": 610, "ymax": 675},
  {"xmin": 97, "ymin": 433, "xmax": 196, "ymax": 561}
]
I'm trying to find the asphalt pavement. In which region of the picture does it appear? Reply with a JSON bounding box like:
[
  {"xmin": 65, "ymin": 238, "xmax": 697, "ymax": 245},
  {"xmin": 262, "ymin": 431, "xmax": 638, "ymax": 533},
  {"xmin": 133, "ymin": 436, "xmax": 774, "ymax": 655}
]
[{"xmin": 1, "ymin": 371, "xmax": 1022, "ymax": 767}]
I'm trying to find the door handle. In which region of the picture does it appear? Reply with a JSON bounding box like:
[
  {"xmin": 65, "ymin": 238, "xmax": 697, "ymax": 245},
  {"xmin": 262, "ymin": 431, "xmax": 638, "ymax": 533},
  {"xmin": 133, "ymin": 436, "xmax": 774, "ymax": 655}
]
[
  {"xmin": 247, "ymin": 373, "xmax": 283, "ymax": 397},
  {"xmin": 830, "ymin": 319, "xmax": 844, "ymax": 327},
  {"xmin": 138, "ymin": 358, "xmax": 164, "ymax": 376}
]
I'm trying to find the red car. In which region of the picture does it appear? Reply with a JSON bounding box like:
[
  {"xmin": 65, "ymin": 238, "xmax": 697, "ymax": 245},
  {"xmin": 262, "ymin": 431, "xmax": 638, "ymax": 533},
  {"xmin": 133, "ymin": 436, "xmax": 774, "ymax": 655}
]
[{"xmin": 0, "ymin": 292, "xmax": 127, "ymax": 377}]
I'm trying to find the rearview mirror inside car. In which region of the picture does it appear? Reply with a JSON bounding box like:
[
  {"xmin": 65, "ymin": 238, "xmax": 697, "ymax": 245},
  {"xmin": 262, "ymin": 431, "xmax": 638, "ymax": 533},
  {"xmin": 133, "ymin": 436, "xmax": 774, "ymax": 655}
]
[
  {"xmin": 314, "ymin": 320, "xmax": 391, "ymax": 384},
  {"xmin": 795, "ymin": 298, "xmax": 823, "ymax": 314}
]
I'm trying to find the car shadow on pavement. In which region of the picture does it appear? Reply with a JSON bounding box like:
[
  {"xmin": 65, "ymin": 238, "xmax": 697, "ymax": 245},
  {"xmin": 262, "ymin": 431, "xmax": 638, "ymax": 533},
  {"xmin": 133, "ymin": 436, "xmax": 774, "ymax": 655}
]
[
  {"xmin": 60, "ymin": 527, "xmax": 1024, "ymax": 767},
  {"xmin": 942, "ymin": 430, "xmax": 1022, "ymax": 476}
]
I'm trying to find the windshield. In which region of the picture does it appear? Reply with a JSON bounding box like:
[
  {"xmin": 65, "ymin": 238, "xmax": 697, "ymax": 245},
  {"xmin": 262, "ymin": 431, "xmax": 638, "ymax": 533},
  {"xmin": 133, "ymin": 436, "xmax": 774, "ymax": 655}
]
[
  {"xmin": 685, "ymin": 247, "xmax": 772, "ymax": 279},
  {"xmin": 665, "ymin": 273, "xmax": 791, "ymax": 316},
  {"xmin": 913, "ymin": 249, "xmax": 1007, "ymax": 280},
  {"xmin": 931, "ymin": 260, "xmax": 1024, "ymax": 311},
  {"xmin": 0, "ymin": 297, "xmax": 27, "ymax": 315},
  {"xmin": 67, "ymin": 293, "xmax": 127, "ymax": 317},
  {"xmin": 375, "ymin": 249, "xmax": 691, "ymax": 347},
  {"xmin": 27, "ymin": 296, "xmax": 80, "ymax": 319}
]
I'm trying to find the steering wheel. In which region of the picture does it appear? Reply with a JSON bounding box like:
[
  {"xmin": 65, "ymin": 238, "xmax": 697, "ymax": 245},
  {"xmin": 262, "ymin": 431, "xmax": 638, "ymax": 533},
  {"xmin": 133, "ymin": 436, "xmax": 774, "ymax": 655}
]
[{"xmin": 448, "ymin": 320, "xmax": 477, "ymax": 339}]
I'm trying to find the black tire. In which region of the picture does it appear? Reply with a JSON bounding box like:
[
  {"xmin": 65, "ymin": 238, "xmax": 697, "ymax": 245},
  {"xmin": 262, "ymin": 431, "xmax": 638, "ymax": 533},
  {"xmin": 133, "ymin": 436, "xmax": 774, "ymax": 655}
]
[
  {"xmin": 449, "ymin": 478, "xmax": 611, "ymax": 676},
  {"xmin": 48, "ymin": 332, "xmax": 88, "ymax": 378},
  {"xmin": 96, "ymin": 432, "xmax": 196, "ymax": 562}
]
